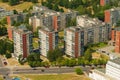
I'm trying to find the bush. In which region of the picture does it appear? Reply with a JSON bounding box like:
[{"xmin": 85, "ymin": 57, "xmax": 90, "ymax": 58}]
[
  {"xmin": 75, "ymin": 68, "xmax": 83, "ymax": 75},
  {"xmin": 5, "ymin": 53, "xmax": 12, "ymax": 59}
]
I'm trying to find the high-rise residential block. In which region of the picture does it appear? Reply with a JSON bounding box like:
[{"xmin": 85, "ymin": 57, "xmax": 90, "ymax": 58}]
[
  {"xmin": 38, "ymin": 28, "xmax": 58, "ymax": 57},
  {"xmin": 13, "ymin": 25, "xmax": 33, "ymax": 58},
  {"xmin": 65, "ymin": 15, "xmax": 111, "ymax": 57}
]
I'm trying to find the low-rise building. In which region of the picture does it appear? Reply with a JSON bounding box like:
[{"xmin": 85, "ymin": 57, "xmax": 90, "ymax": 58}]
[
  {"xmin": 106, "ymin": 58, "xmax": 120, "ymax": 80},
  {"xmin": 89, "ymin": 58, "xmax": 120, "ymax": 80}
]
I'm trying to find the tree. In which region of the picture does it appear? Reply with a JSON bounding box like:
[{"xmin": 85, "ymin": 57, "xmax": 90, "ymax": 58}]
[
  {"xmin": 0, "ymin": 26, "xmax": 7, "ymax": 36},
  {"xmin": 18, "ymin": 54, "xmax": 27, "ymax": 65},
  {"xmin": 13, "ymin": 10, "xmax": 18, "ymax": 14},
  {"xmin": 47, "ymin": 48, "xmax": 63, "ymax": 62},
  {"xmin": 2, "ymin": 0, "xmax": 8, "ymax": 2},
  {"xmin": 59, "ymin": 8, "xmax": 64, "ymax": 12},
  {"xmin": 9, "ymin": 0, "xmax": 20, "ymax": 6},
  {"xmin": 53, "ymin": 4, "xmax": 59, "ymax": 11},
  {"xmin": 116, "ymin": 20, "xmax": 120, "ymax": 27},
  {"xmin": 31, "ymin": 0, "xmax": 38, "ymax": 3},
  {"xmin": 68, "ymin": 58, "xmax": 77, "ymax": 67},
  {"xmin": 27, "ymin": 53, "xmax": 42, "ymax": 67},
  {"xmin": 5, "ymin": 53, "xmax": 12, "ymax": 59},
  {"xmin": 78, "ymin": 57, "xmax": 85, "ymax": 66},
  {"xmin": 75, "ymin": 68, "xmax": 83, "ymax": 75},
  {"xmin": 84, "ymin": 49, "xmax": 93, "ymax": 61}
]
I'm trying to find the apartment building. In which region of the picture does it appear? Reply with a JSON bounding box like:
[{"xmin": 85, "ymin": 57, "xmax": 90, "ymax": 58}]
[
  {"xmin": 77, "ymin": 15, "xmax": 111, "ymax": 45},
  {"xmin": 65, "ymin": 15, "xmax": 111, "ymax": 57},
  {"xmin": 64, "ymin": 27, "xmax": 84, "ymax": 57},
  {"xmin": 7, "ymin": 13, "xmax": 27, "ymax": 26},
  {"xmin": 106, "ymin": 58, "xmax": 120, "ymax": 80},
  {"xmin": 89, "ymin": 58, "xmax": 120, "ymax": 80},
  {"xmin": 110, "ymin": 27, "xmax": 120, "ymax": 53},
  {"xmin": 7, "ymin": 27, "xmax": 13, "ymax": 41},
  {"xmin": 38, "ymin": 28, "xmax": 58, "ymax": 57},
  {"xmin": 29, "ymin": 6, "xmax": 78, "ymax": 31},
  {"xmin": 100, "ymin": 0, "xmax": 110, "ymax": 6},
  {"xmin": 0, "ymin": 7, "xmax": 13, "ymax": 19},
  {"xmin": 105, "ymin": 7, "xmax": 120, "ymax": 26},
  {"xmin": 13, "ymin": 25, "xmax": 33, "ymax": 58}
]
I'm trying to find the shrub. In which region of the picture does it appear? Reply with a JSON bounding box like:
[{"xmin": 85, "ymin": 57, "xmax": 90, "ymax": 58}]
[{"xmin": 75, "ymin": 68, "xmax": 83, "ymax": 75}]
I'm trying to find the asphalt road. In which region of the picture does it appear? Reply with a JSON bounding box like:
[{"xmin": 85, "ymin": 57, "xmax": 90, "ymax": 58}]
[
  {"xmin": 0, "ymin": 66, "xmax": 91, "ymax": 75},
  {"xmin": 12, "ymin": 66, "xmax": 90, "ymax": 74},
  {"xmin": 13, "ymin": 67, "xmax": 74, "ymax": 74},
  {"xmin": 0, "ymin": 68, "xmax": 10, "ymax": 75}
]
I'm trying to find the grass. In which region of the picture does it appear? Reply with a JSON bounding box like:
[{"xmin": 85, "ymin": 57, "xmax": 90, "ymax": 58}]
[
  {"xmin": 11, "ymin": 74, "xmax": 90, "ymax": 80},
  {"xmin": 0, "ymin": 0, "xmax": 44, "ymax": 11},
  {"xmin": 59, "ymin": 31, "xmax": 64, "ymax": 37},
  {"xmin": 0, "ymin": 75, "xmax": 3, "ymax": 80},
  {"xmin": 33, "ymin": 38, "xmax": 39, "ymax": 49},
  {"xmin": 7, "ymin": 57, "xmax": 29, "ymax": 67},
  {"xmin": 92, "ymin": 52, "xmax": 109, "ymax": 60}
]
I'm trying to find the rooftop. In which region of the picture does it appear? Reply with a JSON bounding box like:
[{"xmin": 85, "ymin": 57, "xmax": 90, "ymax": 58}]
[
  {"xmin": 109, "ymin": 58, "xmax": 120, "ymax": 65},
  {"xmin": 110, "ymin": 7, "xmax": 120, "ymax": 11},
  {"xmin": 77, "ymin": 15, "xmax": 105, "ymax": 28},
  {"xmin": 13, "ymin": 24, "xmax": 32, "ymax": 34}
]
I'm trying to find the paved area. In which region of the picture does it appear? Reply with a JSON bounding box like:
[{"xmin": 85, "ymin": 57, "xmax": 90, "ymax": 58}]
[{"xmin": 97, "ymin": 46, "xmax": 120, "ymax": 59}]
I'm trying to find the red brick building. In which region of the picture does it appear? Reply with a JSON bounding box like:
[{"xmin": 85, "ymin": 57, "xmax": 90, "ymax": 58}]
[
  {"xmin": 115, "ymin": 31, "xmax": 120, "ymax": 53},
  {"xmin": 100, "ymin": 0, "xmax": 110, "ymax": 6},
  {"xmin": 111, "ymin": 28, "xmax": 120, "ymax": 53},
  {"xmin": 7, "ymin": 27, "xmax": 13, "ymax": 41},
  {"xmin": 100, "ymin": 0, "xmax": 105, "ymax": 6},
  {"xmin": 104, "ymin": 10, "xmax": 111, "ymax": 23}
]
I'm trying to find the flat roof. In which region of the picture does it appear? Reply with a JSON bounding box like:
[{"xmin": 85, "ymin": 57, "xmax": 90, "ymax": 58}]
[{"xmin": 109, "ymin": 58, "xmax": 120, "ymax": 65}]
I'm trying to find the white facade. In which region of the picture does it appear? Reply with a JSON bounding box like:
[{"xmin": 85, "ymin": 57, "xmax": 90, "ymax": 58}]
[
  {"xmin": 89, "ymin": 58, "xmax": 120, "ymax": 80},
  {"xmin": 39, "ymin": 29, "xmax": 57, "ymax": 57},
  {"xmin": 65, "ymin": 30, "xmax": 73, "ymax": 57},
  {"xmin": 39, "ymin": 30, "xmax": 49, "ymax": 56},
  {"xmin": 13, "ymin": 31, "xmax": 23, "ymax": 57},
  {"xmin": 106, "ymin": 60, "xmax": 120, "ymax": 80},
  {"xmin": 13, "ymin": 28, "xmax": 33, "ymax": 58},
  {"xmin": 89, "ymin": 69, "xmax": 114, "ymax": 80}
]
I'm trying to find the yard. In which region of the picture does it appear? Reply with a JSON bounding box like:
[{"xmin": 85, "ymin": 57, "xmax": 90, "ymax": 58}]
[{"xmin": 11, "ymin": 74, "xmax": 90, "ymax": 80}]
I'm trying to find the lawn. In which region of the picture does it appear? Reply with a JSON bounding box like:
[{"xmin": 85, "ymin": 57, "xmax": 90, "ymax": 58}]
[
  {"xmin": 0, "ymin": 0, "xmax": 44, "ymax": 11},
  {"xmin": 11, "ymin": 74, "xmax": 90, "ymax": 80},
  {"xmin": 92, "ymin": 52, "xmax": 109, "ymax": 60},
  {"xmin": 33, "ymin": 38, "xmax": 39, "ymax": 49},
  {"xmin": 59, "ymin": 31, "xmax": 64, "ymax": 37},
  {"xmin": 0, "ymin": 75, "xmax": 3, "ymax": 80}
]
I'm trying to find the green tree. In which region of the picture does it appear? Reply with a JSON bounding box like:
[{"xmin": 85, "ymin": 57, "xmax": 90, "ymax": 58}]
[
  {"xmin": 84, "ymin": 49, "xmax": 93, "ymax": 61},
  {"xmin": 68, "ymin": 58, "xmax": 77, "ymax": 67},
  {"xmin": 27, "ymin": 53, "xmax": 42, "ymax": 67},
  {"xmin": 31, "ymin": 0, "xmax": 38, "ymax": 3},
  {"xmin": 75, "ymin": 68, "xmax": 83, "ymax": 75},
  {"xmin": 13, "ymin": 10, "xmax": 18, "ymax": 14},
  {"xmin": 47, "ymin": 48, "xmax": 63, "ymax": 62},
  {"xmin": 5, "ymin": 53, "xmax": 12, "ymax": 59}
]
